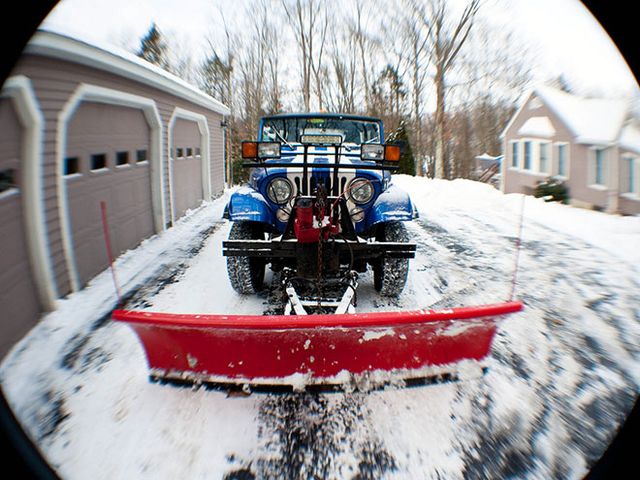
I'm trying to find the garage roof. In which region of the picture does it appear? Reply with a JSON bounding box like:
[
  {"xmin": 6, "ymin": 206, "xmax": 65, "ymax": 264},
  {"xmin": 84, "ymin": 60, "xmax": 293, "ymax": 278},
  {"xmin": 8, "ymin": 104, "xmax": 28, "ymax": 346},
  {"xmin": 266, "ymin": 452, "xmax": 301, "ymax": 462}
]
[{"xmin": 24, "ymin": 29, "xmax": 230, "ymax": 116}]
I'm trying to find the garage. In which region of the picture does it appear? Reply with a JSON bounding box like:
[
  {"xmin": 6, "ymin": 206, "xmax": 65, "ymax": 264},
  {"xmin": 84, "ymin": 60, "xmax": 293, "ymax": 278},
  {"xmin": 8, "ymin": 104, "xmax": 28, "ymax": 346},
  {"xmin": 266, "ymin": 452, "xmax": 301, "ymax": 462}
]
[
  {"xmin": 0, "ymin": 97, "xmax": 41, "ymax": 352},
  {"xmin": 65, "ymin": 101, "xmax": 155, "ymax": 287},
  {"xmin": 0, "ymin": 30, "xmax": 229, "ymax": 358},
  {"xmin": 171, "ymin": 117, "xmax": 204, "ymax": 220}
]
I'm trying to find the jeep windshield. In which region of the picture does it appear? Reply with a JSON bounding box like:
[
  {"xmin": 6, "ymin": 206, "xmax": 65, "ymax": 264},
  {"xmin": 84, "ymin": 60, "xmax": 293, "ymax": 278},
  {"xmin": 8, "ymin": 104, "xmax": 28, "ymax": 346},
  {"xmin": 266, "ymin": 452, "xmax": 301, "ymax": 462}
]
[{"xmin": 261, "ymin": 116, "xmax": 380, "ymax": 145}]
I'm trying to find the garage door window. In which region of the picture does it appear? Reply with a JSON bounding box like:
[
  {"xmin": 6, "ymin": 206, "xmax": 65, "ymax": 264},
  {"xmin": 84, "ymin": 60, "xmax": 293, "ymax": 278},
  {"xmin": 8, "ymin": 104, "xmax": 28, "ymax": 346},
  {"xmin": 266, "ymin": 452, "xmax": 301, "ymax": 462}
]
[
  {"xmin": 0, "ymin": 168, "xmax": 16, "ymax": 193},
  {"xmin": 64, "ymin": 157, "xmax": 80, "ymax": 176},
  {"xmin": 90, "ymin": 153, "xmax": 107, "ymax": 171},
  {"xmin": 116, "ymin": 151, "xmax": 129, "ymax": 166},
  {"xmin": 136, "ymin": 149, "xmax": 147, "ymax": 163}
]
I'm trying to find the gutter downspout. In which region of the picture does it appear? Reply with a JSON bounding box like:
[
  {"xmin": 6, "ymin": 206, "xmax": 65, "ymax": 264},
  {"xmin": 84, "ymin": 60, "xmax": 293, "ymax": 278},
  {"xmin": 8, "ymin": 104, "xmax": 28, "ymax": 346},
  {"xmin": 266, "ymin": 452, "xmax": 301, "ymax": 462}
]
[{"xmin": 221, "ymin": 118, "xmax": 228, "ymax": 189}]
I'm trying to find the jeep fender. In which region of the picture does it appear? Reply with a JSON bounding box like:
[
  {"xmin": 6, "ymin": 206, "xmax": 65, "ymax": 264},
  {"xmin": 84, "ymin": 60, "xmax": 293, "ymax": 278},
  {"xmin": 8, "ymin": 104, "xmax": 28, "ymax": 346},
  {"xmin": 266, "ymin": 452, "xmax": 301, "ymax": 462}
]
[
  {"xmin": 227, "ymin": 186, "xmax": 274, "ymax": 224},
  {"xmin": 366, "ymin": 183, "xmax": 415, "ymax": 228}
]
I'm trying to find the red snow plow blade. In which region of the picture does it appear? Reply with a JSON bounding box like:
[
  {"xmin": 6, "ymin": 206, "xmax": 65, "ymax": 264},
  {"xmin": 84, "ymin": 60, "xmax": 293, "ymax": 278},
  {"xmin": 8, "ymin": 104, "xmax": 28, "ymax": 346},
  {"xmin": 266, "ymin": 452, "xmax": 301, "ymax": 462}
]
[{"xmin": 113, "ymin": 301, "xmax": 522, "ymax": 390}]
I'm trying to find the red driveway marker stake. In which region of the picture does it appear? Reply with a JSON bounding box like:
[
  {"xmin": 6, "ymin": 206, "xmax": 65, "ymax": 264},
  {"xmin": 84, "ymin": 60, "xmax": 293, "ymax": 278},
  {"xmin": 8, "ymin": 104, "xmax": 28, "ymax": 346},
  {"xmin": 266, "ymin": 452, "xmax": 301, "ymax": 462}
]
[
  {"xmin": 510, "ymin": 194, "xmax": 526, "ymax": 301},
  {"xmin": 100, "ymin": 200, "xmax": 122, "ymax": 305}
]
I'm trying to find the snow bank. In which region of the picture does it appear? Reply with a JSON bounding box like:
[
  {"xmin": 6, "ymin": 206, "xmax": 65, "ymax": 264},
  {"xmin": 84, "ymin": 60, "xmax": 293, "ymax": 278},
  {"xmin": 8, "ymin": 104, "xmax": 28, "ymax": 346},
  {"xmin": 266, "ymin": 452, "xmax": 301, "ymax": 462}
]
[{"xmin": 394, "ymin": 175, "xmax": 640, "ymax": 264}]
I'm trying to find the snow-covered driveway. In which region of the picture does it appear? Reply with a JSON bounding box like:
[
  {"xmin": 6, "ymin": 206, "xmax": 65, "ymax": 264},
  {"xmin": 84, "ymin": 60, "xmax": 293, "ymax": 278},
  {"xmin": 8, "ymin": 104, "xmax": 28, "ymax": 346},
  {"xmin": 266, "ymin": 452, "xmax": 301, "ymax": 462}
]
[{"xmin": 2, "ymin": 176, "xmax": 639, "ymax": 479}]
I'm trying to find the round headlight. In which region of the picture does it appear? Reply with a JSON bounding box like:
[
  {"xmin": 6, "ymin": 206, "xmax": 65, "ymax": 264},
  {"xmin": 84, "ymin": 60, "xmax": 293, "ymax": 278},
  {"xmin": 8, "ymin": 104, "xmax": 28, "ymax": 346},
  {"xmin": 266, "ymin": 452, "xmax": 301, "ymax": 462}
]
[
  {"xmin": 348, "ymin": 178, "xmax": 374, "ymax": 204},
  {"xmin": 266, "ymin": 177, "xmax": 293, "ymax": 204}
]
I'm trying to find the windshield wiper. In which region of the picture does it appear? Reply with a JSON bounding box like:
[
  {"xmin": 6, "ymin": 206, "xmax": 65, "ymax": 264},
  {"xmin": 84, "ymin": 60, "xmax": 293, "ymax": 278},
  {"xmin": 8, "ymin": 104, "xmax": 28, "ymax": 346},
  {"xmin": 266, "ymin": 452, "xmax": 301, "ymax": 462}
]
[{"xmin": 265, "ymin": 122, "xmax": 295, "ymax": 150}]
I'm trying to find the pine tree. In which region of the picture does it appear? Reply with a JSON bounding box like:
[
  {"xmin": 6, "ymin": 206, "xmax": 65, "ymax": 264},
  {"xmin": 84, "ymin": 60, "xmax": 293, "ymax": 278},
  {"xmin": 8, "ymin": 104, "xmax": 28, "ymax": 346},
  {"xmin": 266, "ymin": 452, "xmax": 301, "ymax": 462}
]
[
  {"xmin": 388, "ymin": 121, "xmax": 416, "ymax": 176},
  {"xmin": 137, "ymin": 23, "xmax": 169, "ymax": 70},
  {"xmin": 200, "ymin": 53, "xmax": 233, "ymax": 104}
]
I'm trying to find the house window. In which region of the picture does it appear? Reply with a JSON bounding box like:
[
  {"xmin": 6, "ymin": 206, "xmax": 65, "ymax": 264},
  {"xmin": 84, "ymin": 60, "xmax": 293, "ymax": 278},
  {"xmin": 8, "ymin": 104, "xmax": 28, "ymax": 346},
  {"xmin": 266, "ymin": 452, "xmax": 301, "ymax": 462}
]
[
  {"xmin": 511, "ymin": 142, "xmax": 519, "ymax": 168},
  {"xmin": 136, "ymin": 149, "xmax": 148, "ymax": 162},
  {"xmin": 539, "ymin": 142, "xmax": 549, "ymax": 173},
  {"xmin": 176, "ymin": 148, "xmax": 184, "ymax": 158},
  {"xmin": 623, "ymin": 156, "xmax": 637, "ymax": 194},
  {"xmin": 524, "ymin": 141, "xmax": 532, "ymax": 170},
  {"xmin": 186, "ymin": 147, "xmax": 193, "ymax": 157},
  {"xmin": 0, "ymin": 168, "xmax": 16, "ymax": 193},
  {"xmin": 116, "ymin": 151, "xmax": 129, "ymax": 166},
  {"xmin": 557, "ymin": 144, "xmax": 568, "ymax": 177},
  {"xmin": 594, "ymin": 148, "xmax": 606, "ymax": 186},
  {"xmin": 195, "ymin": 147, "xmax": 201, "ymax": 157},
  {"xmin": 90, "ymin": 153, "xmax": 107, "ymax": 171},
  {"xmin": 64, "ymin": 157, "xmax": 80, "ymax": 175}
]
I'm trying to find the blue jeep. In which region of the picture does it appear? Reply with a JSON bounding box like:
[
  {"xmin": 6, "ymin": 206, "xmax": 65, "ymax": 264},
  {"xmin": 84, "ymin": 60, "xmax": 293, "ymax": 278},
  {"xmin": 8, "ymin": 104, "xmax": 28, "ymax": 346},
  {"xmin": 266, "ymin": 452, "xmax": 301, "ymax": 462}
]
[{"xmin": 223, "ymin": 113, "xmax": 416, "ymax": 310}]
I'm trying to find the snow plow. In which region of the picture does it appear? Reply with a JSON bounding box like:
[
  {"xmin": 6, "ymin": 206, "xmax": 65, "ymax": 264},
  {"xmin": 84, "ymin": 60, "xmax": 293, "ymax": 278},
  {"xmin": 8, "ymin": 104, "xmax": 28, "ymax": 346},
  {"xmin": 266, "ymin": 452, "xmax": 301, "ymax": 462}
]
[{"xmin": 113, "ymin": 113, "xmax": 523, "ymax": 391}]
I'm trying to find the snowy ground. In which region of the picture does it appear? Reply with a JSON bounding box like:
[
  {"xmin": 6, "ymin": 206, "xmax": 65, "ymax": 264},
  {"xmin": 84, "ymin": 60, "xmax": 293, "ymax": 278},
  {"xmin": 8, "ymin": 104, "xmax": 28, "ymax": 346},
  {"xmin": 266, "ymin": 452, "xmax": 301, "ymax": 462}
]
[{"xmin": 2, "ymin": 176, "xmax": 639, "ymax": 479}]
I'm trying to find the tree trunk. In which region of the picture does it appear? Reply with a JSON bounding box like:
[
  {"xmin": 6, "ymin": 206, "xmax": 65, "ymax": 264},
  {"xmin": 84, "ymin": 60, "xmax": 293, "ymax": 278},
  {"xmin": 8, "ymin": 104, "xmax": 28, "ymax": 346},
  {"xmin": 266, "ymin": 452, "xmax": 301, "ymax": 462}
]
[{"xmin": 434, "ymin": 63, "xmax": 446, "ymax": 179}]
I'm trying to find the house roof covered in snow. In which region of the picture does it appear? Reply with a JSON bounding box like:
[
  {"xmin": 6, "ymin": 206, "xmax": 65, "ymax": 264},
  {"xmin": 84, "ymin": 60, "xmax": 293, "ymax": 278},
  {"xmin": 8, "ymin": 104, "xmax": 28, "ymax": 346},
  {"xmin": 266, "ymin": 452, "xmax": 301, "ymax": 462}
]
[
  {"xmin": 503, "ymin": 85, "xmax": 632, "ymax": 147},
  {"xmin": 534, "ymin": 86, "xmax": 628, "ymax": 145}
]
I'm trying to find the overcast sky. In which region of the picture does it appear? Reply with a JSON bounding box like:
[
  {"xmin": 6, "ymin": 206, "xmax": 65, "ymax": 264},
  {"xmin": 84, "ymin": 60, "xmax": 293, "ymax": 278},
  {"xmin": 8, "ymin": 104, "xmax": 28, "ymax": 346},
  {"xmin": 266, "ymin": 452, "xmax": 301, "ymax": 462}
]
[{"xmin": 40, "ymin": 0, "xmax": 638, "ymax": 99}]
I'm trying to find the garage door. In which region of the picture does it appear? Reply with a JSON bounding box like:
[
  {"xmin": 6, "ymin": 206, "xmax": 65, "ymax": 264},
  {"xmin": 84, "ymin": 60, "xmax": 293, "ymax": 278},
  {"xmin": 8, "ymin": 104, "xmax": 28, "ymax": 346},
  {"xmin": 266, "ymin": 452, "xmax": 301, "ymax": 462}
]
[
  {"xmin": 0, "ymin": 98, "xmax": 41, "ymax": 354},
  {"xmin": 65, "ymin": 102, "xmax": 154, "ymax": 287},
  {"xmin": 171, "ymin": 118, "xmax": 203, "ymax": 220}
]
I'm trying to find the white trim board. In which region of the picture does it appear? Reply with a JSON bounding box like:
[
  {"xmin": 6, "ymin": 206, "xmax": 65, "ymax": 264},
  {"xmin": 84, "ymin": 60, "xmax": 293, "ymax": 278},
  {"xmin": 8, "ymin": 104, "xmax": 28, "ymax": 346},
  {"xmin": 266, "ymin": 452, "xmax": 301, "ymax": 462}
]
[
  {"xmin": 57, "ymin": 83, "xmax": 165, "ymax": 292},
  {"xmin": 1, "ymin": 76, "xmax": 58, "ymax": 310}
]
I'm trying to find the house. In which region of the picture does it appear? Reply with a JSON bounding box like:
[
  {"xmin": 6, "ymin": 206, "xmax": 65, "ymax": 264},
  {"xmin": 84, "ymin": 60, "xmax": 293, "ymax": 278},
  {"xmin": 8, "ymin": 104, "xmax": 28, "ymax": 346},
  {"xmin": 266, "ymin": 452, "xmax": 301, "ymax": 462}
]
[
  {"xmin": 0, "ymin": 29, "xmax": 229, "ymax": 357},
  {"xmin": 501, "ymin": 85, "xmax": 640, "ymax": 215}
]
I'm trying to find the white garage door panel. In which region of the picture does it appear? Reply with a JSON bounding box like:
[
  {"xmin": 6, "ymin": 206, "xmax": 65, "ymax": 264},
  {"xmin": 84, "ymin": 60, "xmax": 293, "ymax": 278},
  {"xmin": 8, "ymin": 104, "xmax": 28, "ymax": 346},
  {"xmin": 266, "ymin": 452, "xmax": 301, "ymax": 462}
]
[
  {"xmin": 0, "ymin": 98, "xmax": 41, "ymax": 355},
  {"xmin": 171, "ymin": 118, "xmax": 203, "ymax": 220},
  {"xmin": 66, "ymin": 102, "xmax": 154, "ymax": 287}
]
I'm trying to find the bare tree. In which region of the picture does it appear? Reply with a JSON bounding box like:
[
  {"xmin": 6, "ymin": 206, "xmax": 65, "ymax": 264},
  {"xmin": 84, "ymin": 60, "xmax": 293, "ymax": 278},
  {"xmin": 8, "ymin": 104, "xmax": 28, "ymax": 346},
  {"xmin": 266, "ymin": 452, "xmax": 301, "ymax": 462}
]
[
  {"xmin": 327, "ymin": 24, "xmax": 358, "ymax": 112},
  {"xmin": 409, "ymin": 0, "xmax": 480, "ymax": 179},
  {"xmin": 200, "ymin": 7, "xmax": 236, "ymax": 185},
  {"xmin": 282, "ymin": 0, "xmax": 324, "ymax": 110},
  {"xmin": 265, "ymin": 18, "xmax": 282, "ymax": 114},
  {"xmin": 394, "ymin": 0, "xmax": 431, "ymax": 174},
  {"xmin": 444, "ymin": 15, "xmax": 533, "ymax": 178},
  {"xmin": 308, "ymin": 2, "xmax": 330, "ymax": 110},
  {"xmin": 196, "ymin": 0, "xmax": 535, "ymax": 185},
  {"xmin": 352, "ymin": 0, "xmax": 374, "ymax": 112}
]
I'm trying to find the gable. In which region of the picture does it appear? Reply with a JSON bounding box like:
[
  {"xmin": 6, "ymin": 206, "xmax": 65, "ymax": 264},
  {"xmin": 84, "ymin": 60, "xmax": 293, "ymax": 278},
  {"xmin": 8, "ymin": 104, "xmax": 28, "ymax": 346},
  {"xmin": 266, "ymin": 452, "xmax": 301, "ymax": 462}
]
[
  {"xmin": 502, "ymin": 90, "xmax": 571, "ymax": 141},
  {"xmin": 517, "ymin": 116, "xmax": 556, "ymax": 138}
]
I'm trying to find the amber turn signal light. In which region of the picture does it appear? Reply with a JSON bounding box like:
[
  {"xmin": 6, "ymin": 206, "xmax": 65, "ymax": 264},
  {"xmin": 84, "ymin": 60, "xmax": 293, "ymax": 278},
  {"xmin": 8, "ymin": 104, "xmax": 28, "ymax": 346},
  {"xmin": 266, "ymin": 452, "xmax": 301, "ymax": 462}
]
[
  {"xmin": 384, "ymin": 145, "xmax": 400, "ymax": 162},
  {"xmin": 242, "ymin": 141, "xmax": 258, "ymax": 159}
]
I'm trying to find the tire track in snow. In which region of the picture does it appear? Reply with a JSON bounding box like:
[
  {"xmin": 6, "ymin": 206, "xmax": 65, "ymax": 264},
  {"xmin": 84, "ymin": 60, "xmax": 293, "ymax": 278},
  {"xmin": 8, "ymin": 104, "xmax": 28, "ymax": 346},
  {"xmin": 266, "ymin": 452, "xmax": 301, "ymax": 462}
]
[
  {"xmin": 223, "ymin": 273, "xmax": 400, "ymax": 479},
  {"xmin": 226, "ymin": 393, "xmax": 397, "ymax": 480}
]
